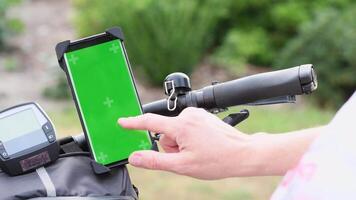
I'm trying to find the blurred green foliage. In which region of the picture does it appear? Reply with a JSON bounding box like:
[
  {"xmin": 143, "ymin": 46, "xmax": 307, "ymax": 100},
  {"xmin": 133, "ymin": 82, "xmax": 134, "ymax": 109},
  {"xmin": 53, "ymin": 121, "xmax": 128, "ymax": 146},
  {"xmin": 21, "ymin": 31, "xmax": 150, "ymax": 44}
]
[
  {"xmin": 0, "ymin": 0, "xmax": 23, "ymax": 49},
  {"xmin": 213, "ymin": 0, "xmax": 353, "ymax": 67},
  {"xmin": 43, "ymin": 75, "xmax": 71, "ymax": 100},
  {"xmin": 211, "ymin": 28, "xmax": 271, "ymax": 73},
  {"xmin": 73, "ymin": 0, "xmax": 355, "ymax": 107},
  {"xmin": 213, "ymin": 0, "xmax": 355, "ymax": 107},
  {"xmin": 276, "ymin": 5, "xmax": 356, "ymax": 107},
  {"xmin": 3, "ymin": 57, "xmax": 20, "ymax": 72},
  {"xmin": 73, "ymin": 0, "xmax": 229, "ymax": 85}
]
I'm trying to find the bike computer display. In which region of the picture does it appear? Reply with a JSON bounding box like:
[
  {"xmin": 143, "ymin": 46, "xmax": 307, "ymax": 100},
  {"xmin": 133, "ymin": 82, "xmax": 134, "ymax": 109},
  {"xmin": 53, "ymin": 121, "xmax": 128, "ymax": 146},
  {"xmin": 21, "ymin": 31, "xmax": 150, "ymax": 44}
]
[{"xmin": 0, "ymin": 103, "xmax": 59, "ymax": 176}]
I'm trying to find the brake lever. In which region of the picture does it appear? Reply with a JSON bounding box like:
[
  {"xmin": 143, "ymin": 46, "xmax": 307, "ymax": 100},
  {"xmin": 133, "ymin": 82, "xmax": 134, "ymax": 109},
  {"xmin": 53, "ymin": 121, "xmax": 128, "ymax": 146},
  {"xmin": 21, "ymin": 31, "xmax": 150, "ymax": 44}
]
[
  {"xmin": 246, "ymin": 95, "xmax": 296, "ymax": 106},
  {"xmin": 153, "ymin": 133, "xmax": 161, "ymax": 141},
  {"xmin": 153, "ymin": 109, "xmax": 250, "ymax": 141},
  {"xmin": 222, "ymin": 109, "xmax": 249, "ymax": 127}
]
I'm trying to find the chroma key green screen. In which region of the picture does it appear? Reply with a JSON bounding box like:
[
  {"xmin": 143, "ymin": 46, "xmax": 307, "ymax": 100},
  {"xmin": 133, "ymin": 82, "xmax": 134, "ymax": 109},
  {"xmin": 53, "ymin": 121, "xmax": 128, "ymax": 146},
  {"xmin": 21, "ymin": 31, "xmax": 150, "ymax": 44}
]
[{"xmin": 64, "ymin": 39, "xmax": 152, "ymax": 165}]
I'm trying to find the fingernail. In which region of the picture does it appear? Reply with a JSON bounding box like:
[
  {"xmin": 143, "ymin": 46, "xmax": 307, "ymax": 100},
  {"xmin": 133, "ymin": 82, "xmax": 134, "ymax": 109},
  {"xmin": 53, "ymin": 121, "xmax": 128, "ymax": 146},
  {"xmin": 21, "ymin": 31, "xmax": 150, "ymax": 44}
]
[
  {"xmin": 129, "ymin": 153, "xmax": 142, "ymax": 166},
  {"xmin": 118, "ymin": 118, "xmax": 128, "ymax": 124}
]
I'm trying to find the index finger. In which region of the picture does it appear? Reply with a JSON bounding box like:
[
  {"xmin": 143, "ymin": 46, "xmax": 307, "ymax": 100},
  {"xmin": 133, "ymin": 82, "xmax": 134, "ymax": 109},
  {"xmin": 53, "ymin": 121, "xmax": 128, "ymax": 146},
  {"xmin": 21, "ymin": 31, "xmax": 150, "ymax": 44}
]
[{"xmin": 118, "ymin": 113, "xmax": 178, "ymax": 137}]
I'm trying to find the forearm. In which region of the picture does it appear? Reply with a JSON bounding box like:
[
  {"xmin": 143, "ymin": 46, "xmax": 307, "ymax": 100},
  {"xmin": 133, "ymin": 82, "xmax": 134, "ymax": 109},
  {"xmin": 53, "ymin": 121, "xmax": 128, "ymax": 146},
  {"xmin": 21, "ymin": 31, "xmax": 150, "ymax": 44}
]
[{"xmin": 229, "ymin": 126, "xmax": 325, "ymax": 177}]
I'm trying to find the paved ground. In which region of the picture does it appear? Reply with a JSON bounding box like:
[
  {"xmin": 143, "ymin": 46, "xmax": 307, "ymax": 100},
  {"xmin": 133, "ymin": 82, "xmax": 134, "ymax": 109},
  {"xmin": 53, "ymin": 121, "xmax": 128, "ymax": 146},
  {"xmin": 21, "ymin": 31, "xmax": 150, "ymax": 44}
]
[{"xmin": 0, "ymin": 0, "xmax": 74, "ymax": 110}]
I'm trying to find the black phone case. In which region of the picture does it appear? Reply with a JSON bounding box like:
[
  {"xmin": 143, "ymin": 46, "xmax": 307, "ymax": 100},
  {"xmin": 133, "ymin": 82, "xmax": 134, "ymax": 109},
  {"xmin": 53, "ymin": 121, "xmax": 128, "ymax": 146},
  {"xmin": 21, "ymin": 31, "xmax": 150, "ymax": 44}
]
[{"xmin": 55, "ymin": 27, "xmax": 158, "ymax": 168}]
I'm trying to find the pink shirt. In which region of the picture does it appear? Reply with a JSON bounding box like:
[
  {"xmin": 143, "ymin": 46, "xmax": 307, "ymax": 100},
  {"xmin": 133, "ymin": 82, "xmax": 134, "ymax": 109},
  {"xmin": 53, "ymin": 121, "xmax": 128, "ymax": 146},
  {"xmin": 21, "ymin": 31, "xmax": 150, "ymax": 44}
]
[{"xmin": 271, "ymin": 92, "xmax": 356, "ymax": 200}]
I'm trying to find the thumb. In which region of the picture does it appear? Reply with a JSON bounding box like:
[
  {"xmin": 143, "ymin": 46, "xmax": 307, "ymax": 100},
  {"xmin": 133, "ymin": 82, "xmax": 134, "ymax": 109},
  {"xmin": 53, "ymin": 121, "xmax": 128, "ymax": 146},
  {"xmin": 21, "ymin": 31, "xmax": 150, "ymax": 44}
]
[{"xmin": 128, "ymin": 150, "xmax": 182, "ymax": 172}]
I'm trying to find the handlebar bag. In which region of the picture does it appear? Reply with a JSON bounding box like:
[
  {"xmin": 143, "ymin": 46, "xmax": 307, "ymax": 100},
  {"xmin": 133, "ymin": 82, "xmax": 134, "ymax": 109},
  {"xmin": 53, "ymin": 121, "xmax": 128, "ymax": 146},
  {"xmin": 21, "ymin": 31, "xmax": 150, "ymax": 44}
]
[{"xmin": 0, "ymin": 156, "xmax": 138, "ymax": 200}]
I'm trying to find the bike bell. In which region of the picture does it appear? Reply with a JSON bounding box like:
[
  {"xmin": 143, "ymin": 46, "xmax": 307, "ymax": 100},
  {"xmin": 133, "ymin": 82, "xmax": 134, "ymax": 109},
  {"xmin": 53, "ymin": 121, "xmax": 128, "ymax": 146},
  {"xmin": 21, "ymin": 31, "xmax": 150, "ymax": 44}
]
[{"xmin": 164, "ymin": 72, "xmax": 191, "ymax": 96}]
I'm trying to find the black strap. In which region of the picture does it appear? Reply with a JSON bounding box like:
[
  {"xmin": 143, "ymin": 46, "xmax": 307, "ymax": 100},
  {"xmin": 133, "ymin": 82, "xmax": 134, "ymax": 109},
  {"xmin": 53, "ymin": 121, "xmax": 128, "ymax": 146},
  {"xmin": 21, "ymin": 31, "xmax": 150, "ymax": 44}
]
[{"xmin": 61, "ymin": 141, "xmax": 83, "ymax": 154}]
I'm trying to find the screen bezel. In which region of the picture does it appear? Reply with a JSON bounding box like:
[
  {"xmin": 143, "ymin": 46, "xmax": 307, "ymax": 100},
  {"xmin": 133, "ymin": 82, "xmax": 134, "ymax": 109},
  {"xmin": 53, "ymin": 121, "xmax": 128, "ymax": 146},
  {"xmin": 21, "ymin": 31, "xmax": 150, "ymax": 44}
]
[
  {"xmin": 0, "ymin": 103, "xmax": 54, "ymax": 157},
  {"xmin": 62, "ymin": 33, "xmax": 154, "ymax": 167}
]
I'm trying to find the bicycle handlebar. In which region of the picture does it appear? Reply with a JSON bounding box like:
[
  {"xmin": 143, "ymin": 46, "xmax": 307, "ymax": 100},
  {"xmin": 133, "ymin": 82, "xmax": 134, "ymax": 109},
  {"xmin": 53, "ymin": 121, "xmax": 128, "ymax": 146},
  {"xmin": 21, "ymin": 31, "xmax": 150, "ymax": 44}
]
[
  {"xmin": 143, "ymin": 64, "xmax": 317, "ymax": 115},
  {"xmin": 64, "ymin": 64, "xmax": 317, "ymax": 148}
]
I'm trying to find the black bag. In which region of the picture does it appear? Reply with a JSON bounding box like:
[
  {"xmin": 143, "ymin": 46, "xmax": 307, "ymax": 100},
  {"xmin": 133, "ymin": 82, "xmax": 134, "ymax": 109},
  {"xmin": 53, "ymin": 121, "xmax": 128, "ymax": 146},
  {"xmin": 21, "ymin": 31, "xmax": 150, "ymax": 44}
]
[{"xmin": 0, "ymin": 140, "xmax": 138, "ymax": 200}]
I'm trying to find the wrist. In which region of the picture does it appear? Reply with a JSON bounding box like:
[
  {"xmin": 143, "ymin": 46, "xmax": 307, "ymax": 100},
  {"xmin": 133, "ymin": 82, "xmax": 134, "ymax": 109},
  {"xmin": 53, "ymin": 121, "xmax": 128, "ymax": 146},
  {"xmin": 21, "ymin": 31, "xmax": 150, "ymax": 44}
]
[
  {"xmin": 225, "ymin": 132, "xmax": 277, "ymax": 177},
  {"xmin": 224, "ymin": 127, "xmax": 323, "ymax": 178}
]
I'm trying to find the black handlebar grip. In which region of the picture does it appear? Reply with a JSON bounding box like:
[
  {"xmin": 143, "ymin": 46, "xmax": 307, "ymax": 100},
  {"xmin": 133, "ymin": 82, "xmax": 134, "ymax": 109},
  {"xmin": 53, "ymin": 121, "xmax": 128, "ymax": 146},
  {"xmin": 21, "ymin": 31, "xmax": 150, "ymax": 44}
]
[
  {"xmin": 142, "ymin": 99, "xmax": 176, "ymax": 115},
  {"xmin": 211, "ymin": 64, "xmax": 317, "ymax": 108}
]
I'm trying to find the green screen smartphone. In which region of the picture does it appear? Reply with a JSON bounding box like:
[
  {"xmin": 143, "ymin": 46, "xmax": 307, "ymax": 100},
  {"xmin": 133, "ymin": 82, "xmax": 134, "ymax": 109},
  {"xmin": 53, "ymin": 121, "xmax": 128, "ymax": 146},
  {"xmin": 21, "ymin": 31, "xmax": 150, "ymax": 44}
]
[{"xmin": 56, "ymin": 28, "xmax": 153, "ymax": 166}]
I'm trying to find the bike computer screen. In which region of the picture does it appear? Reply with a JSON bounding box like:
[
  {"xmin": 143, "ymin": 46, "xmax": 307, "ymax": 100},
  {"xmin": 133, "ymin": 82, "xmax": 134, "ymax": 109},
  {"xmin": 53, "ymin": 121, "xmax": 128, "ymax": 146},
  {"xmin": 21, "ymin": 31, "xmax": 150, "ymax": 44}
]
[
  {"xmin": 59, "ymin": 29, "xmax": 153, "ymax": 167},
  {"xmin": 0, "ymin": 103, "xmax": 59, "ymax": 176}
]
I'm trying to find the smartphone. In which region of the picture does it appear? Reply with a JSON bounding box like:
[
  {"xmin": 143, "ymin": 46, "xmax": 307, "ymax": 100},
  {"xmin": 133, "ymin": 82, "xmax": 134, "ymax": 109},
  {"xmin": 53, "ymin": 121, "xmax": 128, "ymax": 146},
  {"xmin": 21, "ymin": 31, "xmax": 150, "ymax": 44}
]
[{"xmin": 56, "ymin": 28, "xmax": 153, "ymax": 167}]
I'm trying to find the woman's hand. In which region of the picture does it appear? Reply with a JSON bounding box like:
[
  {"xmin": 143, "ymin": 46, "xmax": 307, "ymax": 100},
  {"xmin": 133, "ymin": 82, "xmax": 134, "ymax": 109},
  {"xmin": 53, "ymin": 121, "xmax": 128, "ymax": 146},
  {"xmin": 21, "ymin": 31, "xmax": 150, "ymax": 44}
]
[
  {"xmin": 118, "ymin": 107, "xmax": 252, "ymax": 180},
  {"xmin": 118, "ymin": 107, "xmax": 322, "ymax": 179}
]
